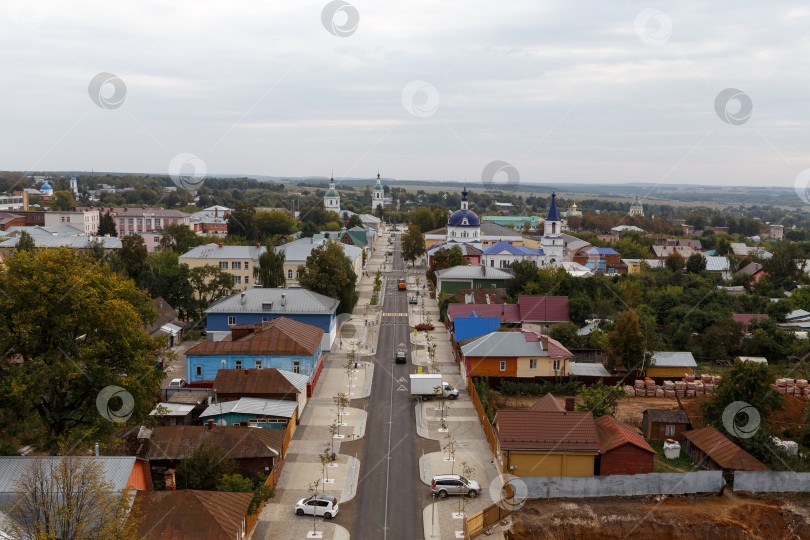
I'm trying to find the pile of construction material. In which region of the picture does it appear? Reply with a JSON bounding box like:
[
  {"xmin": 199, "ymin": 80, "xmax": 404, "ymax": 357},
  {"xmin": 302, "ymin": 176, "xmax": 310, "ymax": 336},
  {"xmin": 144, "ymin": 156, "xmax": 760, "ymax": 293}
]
[
  {"xmin": 624, "ymin": 375, "xmax": 720, "ymax": 398},
  {"xmin": 774, "ymin": 378, "xmax": 810, "ymax": 399}
]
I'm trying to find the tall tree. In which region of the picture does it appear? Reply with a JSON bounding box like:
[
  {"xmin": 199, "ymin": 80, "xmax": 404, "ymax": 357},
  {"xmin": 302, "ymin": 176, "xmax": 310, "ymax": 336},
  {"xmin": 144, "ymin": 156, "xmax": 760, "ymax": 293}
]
[
  {"xmin": 227, "ymin": 201, "xmax": 258, "ymax": 240},
  {"xmin": 664, "ymin": 251, "xmax": 685, "ymax": 272},
  {"xmin": 15, "ymin": 231, "xmax": 35, "ymax": 253},
  {"xmin": 298, "ymin": 241, "xmax": 358, "ymax": 315},
  {"xmin": 254, "ymin": 248, "xmax": 286, "ymax": 288},
  {"xmin": 576, "ymin": 381, "xmax": 624, "ymax": 418},
  {"xmin": 686, "ymin": 253, "xmax": 707, "ymax": 274},
  {"xmin": 506, "ymin": 260, "xmax": 539, "ymax": 299},
  {"xmin": 409, "ymin": 207, "xmax": 435, "ymax": 233},
  {"xmin": 188, "ymin": 265, "xmax": 235, "ymax": 320},
  {"xmin": 0, "ymin": 249, "xmax": 162, "ymax": 452},
  {"xmin": 49, "ymin": 190, "xmax": 76, "ymax": 211},
  {"xmin": 5, "ymin": 456, "xmax": 143, "ymax": 540},
  {"xmin": 606, "ymin": 309, "xmax": 645, "ymax": 369},
  {"xmin": 137, "ymin": 251, "xmax": 195, "ymax": 319},
  {"xmin": 120, "ymin": 234, "xmax": 148, "ymax": 278},
  {"xmin": 97, "ymin": 211, "xmax": 117, "ymax": 237},
  {"xmin": 159, "ymin": 223, "xmax": 201, "ymax": 254},
  {"xmin": 401, "ymin": 225, "xmax": 426, "ymax": 266},
  {"xmin": 763, "ymin": 241, "xmax": 802, "ymax": 285},
  {"xmin": 175, "ymin": 443, "xmax": 236, "ymax": 491},
  {"xmin": 255, "ymin": 210, "xmax": 296, "ymax": 238},
  {"xmin": 345, "ymin": 214, "xmax": 363, "ymax": 229}
]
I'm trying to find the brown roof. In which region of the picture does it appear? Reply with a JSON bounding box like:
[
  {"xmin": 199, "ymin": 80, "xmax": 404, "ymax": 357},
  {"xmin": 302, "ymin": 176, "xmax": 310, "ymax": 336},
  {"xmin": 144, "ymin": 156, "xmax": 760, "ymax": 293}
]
[
  {"xmin": 452, "ymin": 288, "xmax": 508, "ymax": 305},
  {"xmin": 528, "ymin": 394, "xmax": 564, "ymax": 412},
  {"xmin": 187, "ymin": 317, "xmax": 322, "ymax": 356},
  {"xmin": 167, "ymin": 390, "xmax": 210, "ymax": 405},
  {"xmin": 213, "ymin": 368, "xmax": 300, "ymax": 397},
  {"xmin": 683, "ymin": 426, "xmax": 769, "ymax": 471},
  {"xmin": 595, "ymin": 416, "xmax": 655, "ymax": 454},
  {"xmin": 133, "ymin": 490, "xmax": 252, "ymax": 540},
  {"xmin": 144, "ymin": 425, "xmax": 284, "ymax": 460},
  {"xmin": 495, "ymin": 410, "xmax": 599, "ymax": 452},
  {"xmin": 643, "ymin": 409, "xmax": 691, "ymax": 424},
  {"xmin": 147, "ymin": 297, "xmax": 181, "ymax": 335}
]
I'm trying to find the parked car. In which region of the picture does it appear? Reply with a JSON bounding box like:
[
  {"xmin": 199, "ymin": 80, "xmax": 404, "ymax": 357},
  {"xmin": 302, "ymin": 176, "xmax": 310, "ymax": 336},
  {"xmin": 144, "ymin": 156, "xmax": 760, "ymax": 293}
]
[
  {"xmin": 168, "ymin": 378, "xmax": 187, "ymax": 388},
  {"xmin": 414, "ymin": 323, "xmax": 435, "ymax": 331},
  {"xmin": 294, "ymin": 495, "xmax": 339, "ymax": 519},
  {"xmin": 409, "ymin": 295, "xmax": 418, "ymax": 304},
  {"xmin": 431, "ymin": 475, "xmax": 480, "ymax": 499}
]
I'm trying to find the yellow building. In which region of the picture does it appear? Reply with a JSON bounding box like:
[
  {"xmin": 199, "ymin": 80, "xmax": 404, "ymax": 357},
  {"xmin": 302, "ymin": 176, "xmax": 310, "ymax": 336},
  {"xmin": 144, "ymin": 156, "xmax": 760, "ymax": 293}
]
[
  {"xmin": 179, "ymin": 243, "xmax": 264, "ymax": 291},
  {"xmin": 646, "ymin": 351, "xmax": 697, "ymax": 378},
  {"xmin": 275, "ymin": 237, "xmax": 363, "ymax": 287},
  {"xmin": 495, "ymin": 409, "xmax": 599, "ymax": 477}
]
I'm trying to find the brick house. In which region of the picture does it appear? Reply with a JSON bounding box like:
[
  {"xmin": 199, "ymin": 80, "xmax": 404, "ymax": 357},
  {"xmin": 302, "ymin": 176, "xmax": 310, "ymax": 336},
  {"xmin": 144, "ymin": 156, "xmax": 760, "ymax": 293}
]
[{"xmin": 595, "ymin": 416, "xmax": 655, "ymax": 475}]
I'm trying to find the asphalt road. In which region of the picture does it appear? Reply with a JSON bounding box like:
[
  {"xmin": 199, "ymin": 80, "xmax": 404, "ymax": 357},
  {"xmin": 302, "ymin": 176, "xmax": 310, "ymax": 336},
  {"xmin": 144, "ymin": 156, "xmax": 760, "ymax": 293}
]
[{"xmin": 351, "ymin": 232, "xmax": 422, "ymax": 540}]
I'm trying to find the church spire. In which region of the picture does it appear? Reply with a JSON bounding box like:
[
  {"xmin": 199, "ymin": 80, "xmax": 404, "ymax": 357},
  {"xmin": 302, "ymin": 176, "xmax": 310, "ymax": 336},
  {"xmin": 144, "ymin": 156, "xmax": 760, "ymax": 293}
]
[{"xmin": 546, "ymin": 189, "xmax": 560, "ymax": 222}]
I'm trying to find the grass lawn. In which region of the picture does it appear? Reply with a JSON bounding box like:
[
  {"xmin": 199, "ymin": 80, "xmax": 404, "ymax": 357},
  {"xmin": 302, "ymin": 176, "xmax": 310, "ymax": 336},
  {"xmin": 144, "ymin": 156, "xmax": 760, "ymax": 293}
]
[{"xmin": 650, "ymin": 441, "xmax": 697, "ymax": 473}]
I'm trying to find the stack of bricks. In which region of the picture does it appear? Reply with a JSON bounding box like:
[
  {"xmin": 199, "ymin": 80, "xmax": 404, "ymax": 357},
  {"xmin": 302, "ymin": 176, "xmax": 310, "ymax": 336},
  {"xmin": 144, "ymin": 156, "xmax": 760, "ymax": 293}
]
[
  {"xmin": 774, "ymin": 378, "xmax": 810, "ymax": 399},
  {"xmin": 625, "ymin": 374, "xmax": 720, "ymax": 398}
]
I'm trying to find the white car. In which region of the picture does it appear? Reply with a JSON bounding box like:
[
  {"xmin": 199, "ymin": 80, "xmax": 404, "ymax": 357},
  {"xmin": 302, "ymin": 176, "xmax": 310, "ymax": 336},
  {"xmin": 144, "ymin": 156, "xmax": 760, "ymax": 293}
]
[
  {"xmin": 295, "ymin": 495, "xmax": 339, "ymax": 519},
  {"xmin": 168, "ymin": 378, "xmax": 186, "ymax": 388}
]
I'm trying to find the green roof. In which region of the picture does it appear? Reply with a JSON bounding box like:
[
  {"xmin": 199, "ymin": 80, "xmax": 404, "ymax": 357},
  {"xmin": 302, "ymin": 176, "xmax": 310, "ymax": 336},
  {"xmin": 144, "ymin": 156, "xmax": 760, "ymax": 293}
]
[
  {"xmin": 632, "ymin": 200, "xmax": 642, "ymax": 206},
  {"xmin": 373, "ymin": 183, "xmax": 384, "ymax": 191},
  {"xmin": 325, "ymin": 188, "xmax": 339, "ymax": 197}
]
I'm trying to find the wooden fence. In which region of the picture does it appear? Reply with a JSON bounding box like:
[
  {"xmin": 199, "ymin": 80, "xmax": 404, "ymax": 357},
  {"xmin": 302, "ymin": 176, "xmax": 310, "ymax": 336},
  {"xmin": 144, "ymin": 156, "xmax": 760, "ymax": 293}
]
[
  {"xmin": 467, "ymin": 377, "xmax": 500, "ymax": 462},
  {"xmin": 465, "ymin": 483, "xmax": 515, "ymax": 538}
]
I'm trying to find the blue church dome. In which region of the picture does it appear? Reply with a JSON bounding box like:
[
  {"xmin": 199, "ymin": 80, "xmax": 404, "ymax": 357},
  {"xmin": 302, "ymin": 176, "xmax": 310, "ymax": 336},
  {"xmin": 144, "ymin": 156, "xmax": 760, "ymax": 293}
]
[{"xmin": 448, "ymin": 209, "xmax": 480, "ymax": 227}]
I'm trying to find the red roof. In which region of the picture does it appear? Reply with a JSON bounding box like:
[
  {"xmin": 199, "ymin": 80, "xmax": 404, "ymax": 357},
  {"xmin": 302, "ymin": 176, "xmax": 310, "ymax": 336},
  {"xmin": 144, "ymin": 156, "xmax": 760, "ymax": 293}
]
[
  {"xmin": 545, "ymin": 336, "xmax": 574, "ymax": 358},
  {"xmin": 528, "ymin": 394, "xmax": 564, "ymax": 412},
  {"xmin": 213, "ymin": 368, "xmax": 300, "ymax": 397},
  {"xmin": 133, "ymin": 490, "xmax": 253, "ymax": 540},
  {"xmin": 447, "ymin": 303, "xmax": 521, "ymax": 323},
  {"xmin": 732, "ymin": 314, "xmax": 769, "ymax": 326},
  {"xmin": 518, "ymin": 296, "xmax": 570, "ymax": 323},
  {"xmin": 683, "ymin": 426, "xmax": 769, "ymax": 471},
  {"xmin": 187, "ymin": 317, "xmax": 322, "ymax": 356},
  {"xmin": 495, "ymin": 410, "xmax": 599, "ymax": 452},
  {"xmin": 595, "ymin": 416, "xmax": 655, "ymax": 454}
]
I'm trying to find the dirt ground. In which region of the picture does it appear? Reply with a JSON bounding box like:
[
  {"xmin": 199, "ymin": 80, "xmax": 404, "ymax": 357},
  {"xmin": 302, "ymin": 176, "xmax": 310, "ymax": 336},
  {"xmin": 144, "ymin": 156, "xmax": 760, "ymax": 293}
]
[{"xmin": 505, "ymin": 493, "xmax": 810, "ymax": 539}]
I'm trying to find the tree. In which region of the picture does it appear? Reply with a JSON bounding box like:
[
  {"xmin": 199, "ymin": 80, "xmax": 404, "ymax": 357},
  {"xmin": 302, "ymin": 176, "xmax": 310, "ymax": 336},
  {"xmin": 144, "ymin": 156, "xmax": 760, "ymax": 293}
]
[
  {"xmin": 176, "ymin": 443, "xmax": 237, "ymax": 490},
  {"xmin": 506, "ymin": 260, "xmax": 539, "ymax": 299},
  {"xmin": 216, "ymin": 473, "xmax": 254, "ymax": 492},
  {"xmin": 549, "ymin": 322, "xmax": 583, "ymax": 350},
  {"xmin": 715, "ymin": 235, "xmax": 732, "ymax": 255},
  {"xmin": 664, "ymin": 251, "xmax": 685, "ymax": 272},
  {"xmin": 15, "ymin": 231, "xmax": 35, "ymax": 253},
  {"xmin": 159, "ymin": 223, "xmax": 201, "ymax": 254},
  {"xmin": 0, "ymin": 249, "xmax": 162, "ymax": 452},
  {"xmin": 120, "ymin": 234, "xmax": 148, "ymax": 278},
  {"xmin": 97, "ymin": 211, "xmax": 117, "ymax": 237},
  {"xmin": 686, "ymin": 253, "xmax": 707, "ymax": 274},
  {"xmin": 137, "ymin": 251, "xmax": 195, "ymax": 319},
  {"xmin": 763, "ymin": 242, "xmax": 803, "ymax": 285},
  {"xmin": 401, "ymin": 225, "xmax": 426, "ymax": 266},
  {"xmin": 409, "ymin": 207, "xmax": 435, "ymax": 233},
  {"xmin": 255, "ymin": 210, "xmax": 296, "ymax": 238},
  {"xmin": 606, "ymin": 309, "xmax": 645, "ymax": 369},
  {"xmin": 345, "ymin": 214, "xmax": 363, "ymax": 228},
  {"xmin": 576, "ymin": 381, "xmax": 624, "ymax": 418},
  {"xmin": 227, "ymin": 201, "xmax": 259, "ymax": 240},
  {"xmin": 298, "ymin": 241, "xmax": 358, "ymax": 314},
  {"xmin": 5, "ymin": 456, "xmax": 142, "ymax": 540},
  {"xmin": 188, "ymin": 265, "xmax": 235, "ymax": 320},
  {"xmin": 49, "ymin": 190, "xmax": 76, "ymax": 211},
  {"xmin": 254, "ymin": 247, "xmax": 286, "ymax": 288}
]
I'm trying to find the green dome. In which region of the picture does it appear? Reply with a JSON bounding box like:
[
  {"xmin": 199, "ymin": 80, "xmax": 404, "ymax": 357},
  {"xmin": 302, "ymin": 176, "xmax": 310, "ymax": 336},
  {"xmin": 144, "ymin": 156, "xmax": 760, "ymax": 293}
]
[
  {"xmin": 373, "ymin": 183, "xmax": 384, "ymax": 191},
  {"xmin": 632, "ymin": 199, "xmax": 642, "ymax": 206},
  {"xmin": 325, "ymin": 188, "xmax": 339, "ymax": 197}
]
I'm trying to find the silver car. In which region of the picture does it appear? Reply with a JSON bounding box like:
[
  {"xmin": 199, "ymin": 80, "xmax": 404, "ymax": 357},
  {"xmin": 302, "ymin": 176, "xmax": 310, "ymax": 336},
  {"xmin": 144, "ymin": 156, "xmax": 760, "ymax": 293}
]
[
  {"xmin": 295, "ymin": 494, "xmax": 339, "ymax": 519},
  {"xmin": 431, "ymin": 474, "xmax": 480, "ymax": 498}
]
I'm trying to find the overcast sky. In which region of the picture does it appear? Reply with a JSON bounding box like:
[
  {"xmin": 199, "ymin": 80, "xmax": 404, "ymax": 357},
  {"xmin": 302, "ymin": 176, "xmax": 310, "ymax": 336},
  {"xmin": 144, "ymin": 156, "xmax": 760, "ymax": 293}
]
[{"xmin": 2, "ymin": 0, "xmax": 809, "ymax": 188}]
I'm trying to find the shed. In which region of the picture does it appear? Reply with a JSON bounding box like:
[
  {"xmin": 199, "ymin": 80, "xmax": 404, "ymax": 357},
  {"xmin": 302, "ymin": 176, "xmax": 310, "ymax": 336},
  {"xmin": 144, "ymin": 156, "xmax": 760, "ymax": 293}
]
[
  {"xmin": 736, "ymin": 356, "xmax": 768, "ymax": 365},
  {"xmin": 595, "ymin": 416, "xmax": 655, "ymax": 476},
  {"xmin": 568, "ymin": 362, "xmax": 610, "ymax": 377},
  {"xmin": 647, "ymin": 351, "xmax": 697, "ymax": 378},
  {"xmin": 642, "ymin": 409, "xmax": 692, "ymax": 442},
  {"xmin": 682, "ymin": 426, "xmax": 769, "ymax": 473}
]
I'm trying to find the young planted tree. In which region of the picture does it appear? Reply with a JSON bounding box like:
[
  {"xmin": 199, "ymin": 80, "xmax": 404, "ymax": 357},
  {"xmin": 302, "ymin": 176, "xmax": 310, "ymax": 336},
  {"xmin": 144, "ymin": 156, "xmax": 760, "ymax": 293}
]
[
  {"xmin": 307, "ymin": 479, "xmax": 322, "ymax": 534},
  {"xmin": 333, "ymin": 393, "xmax": 350, "ymax": 437},
  {"xmin": 457, "ymin": 460, "xmax": 477, "ymax": 515},
  {"xmin": 319, "ymin": 442, "xmax": 334, "ymax": 486},
  {"xmin": 443, "ymin": 432, "xmax": 457, "ymax": 474}
]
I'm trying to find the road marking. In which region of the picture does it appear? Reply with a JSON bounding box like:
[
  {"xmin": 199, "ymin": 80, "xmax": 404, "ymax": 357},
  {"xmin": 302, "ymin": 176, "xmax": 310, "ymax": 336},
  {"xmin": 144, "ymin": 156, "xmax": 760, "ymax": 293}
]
[
  {"xmin": 382, "ymin": 313, "xmax": 407, "ymax": 317},
  {"xmin": 397, "ymin": 384, "xmax": 407, "ymax": 392}
]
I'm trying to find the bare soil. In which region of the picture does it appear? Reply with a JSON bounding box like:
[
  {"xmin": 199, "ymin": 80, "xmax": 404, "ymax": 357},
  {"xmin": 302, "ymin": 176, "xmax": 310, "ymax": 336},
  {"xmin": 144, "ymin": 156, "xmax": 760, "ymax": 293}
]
[{"xmin": 506, "ymin": 493, "xmax": 810, "ymax": 539}]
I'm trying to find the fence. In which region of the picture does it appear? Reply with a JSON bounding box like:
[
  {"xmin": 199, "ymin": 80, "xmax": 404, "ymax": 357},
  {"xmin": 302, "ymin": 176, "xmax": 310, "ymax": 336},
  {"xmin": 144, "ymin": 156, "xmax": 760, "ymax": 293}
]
[
  {"xmin": 734, "ymin": 471, "xmax": 810, "ymax": 492},
  {"xmin": 519, "ymin": 471, "xmax": 725, "ymax": 498},
  {"xmin": 466, "ymin": 484, "xmax": 514, "ymax": 538},
  {"xmin": 467, "ymin": 377, "xmax": 499, "ymax": 460}
]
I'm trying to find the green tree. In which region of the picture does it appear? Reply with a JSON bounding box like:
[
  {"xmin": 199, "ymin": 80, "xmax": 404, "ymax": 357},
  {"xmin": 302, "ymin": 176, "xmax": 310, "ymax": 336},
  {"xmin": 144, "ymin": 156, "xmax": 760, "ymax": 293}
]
[
  {"xmin": 401, "ymin": 225, "xmax": 426, "ymax": 266},
  {"xmin": 49, "ymin": 190, "xmax": 76, "ymax": 211},
  {"xmin": 298, "ymin": 241, "xmax": 358, "ymax": 314},
  {"xmin": 549, "ymin": 322, "xmax": 583, "ymax": 349},
  {"xmin": 702, "ymin": 361, "xmax": 783, "ymax": 427},
  {"xmin": 120, "ymin": 234, "xmax": 148, "ymax": 278},
  {"xmin": 715, "ymin": 235, "xmax": 732, "ymax": 255},
  {"xmin": 409, "ymin": 207, "xmax": 435, "ymax": 233},
  {"xmin": 188, "ymin": 265, "xmax": 235, "ymax": 320},
  {"xmin": 137, "ymin": 251, "xmax": 195, "ymax": 319},
  {"xmin": 216, "ymin": 473, "xmax": 254, "ymax": 492},
  {"xmin": 0, "ymin": 249, "xmax": 162, "ymax": 452},
  {"xmin": 97, "ymin": 211, "xmax": 117, "ymax": 237},
  {"xmin": 763, "ymin": 241, "xmax": 802, "ymax": 285},
  {"xmin": 227, "ymin": 201, "xmax": 258, "ymax": 240},
  {"xmin": 159, "ymin": 223, "xmax": 201, "ymax": 254},
  {"xmin": 15, "ymin": 231, "xmax": 35, "ymax": 253},
  {"xmin": 255, "ymin": 210, "xmax": 296, "ymax": 238},
  {"xmin": 176, "ymin": 443, "xmax": 236, "ymax": 490},
  {"xmin": 686, "ymin": 253, "xmax": 707, "ymax": 274},
  {"xmin": 664, "ymin": 252, "xmax": 685, "ymax": 272},
  {"xmin": 576, "ymin": 381, "xmax": 623, "ymax": 418},
  {"xmin": 606, "ymin": 309, "xmax": 645, "ymax": 369},
  {"xmin": 505, "ymin": 260, "xmax": 539, "ymax": 299},
  {"xmin": 345, "ymin": 214, "xmax": 363, "ymax": 229},
  {"xmin": 254, "ymin": 248, "xmax": 286, "ymax": 288}
]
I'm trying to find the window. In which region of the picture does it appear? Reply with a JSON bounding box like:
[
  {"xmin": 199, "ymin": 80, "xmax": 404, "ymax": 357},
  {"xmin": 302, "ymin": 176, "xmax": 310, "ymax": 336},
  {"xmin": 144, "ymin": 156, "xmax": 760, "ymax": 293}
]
[
  {"xmin": 119, "ymin": 219, "xmax": 124, "ymax": 225},
  {"xmin": 244, "ymin": 262, "xmax": 250, "ymax": 270},
  {"xmin": 128, "ymin": 219, "xmax": 133, "ymax": 225},
  {"xmin": 228, "ymin": 316, "xmax": 236, "ymax": 326},
  {"xmin": 529, "ymin": 359, "xmax": 537, "ymax": 370},
  {"xmin": 254, "ymin": 359, "xmax": 262, "ymax": 369},
  {"xmin": 490, "ymin": 260, "xmax": 494, "ymax": 267},
  {"xmin": 295, "ymin": 270, "xmax": 299, "ymax": 279},
  {"xmin": 235, "ymin": 360, "xmax": 242, "ymax": 369},
  {"xmin": 244, "ymin": 276, "xmax": 249, "ymax": 284},
  {"xmin": 154, "ymin": 237, "xmax": 160, "ymax": 242},
  {"xmin": 195, "ymin": 365, "xmax": 202, "ymax": 376},
  {"xmin": 552, "ymin": 359, "xmax": 561, "ymax": 372},
  {"xmin": 262, "ymin": 317, "xmax": 269, "ymax": 322},
  {"xmin": 219, "ymin": 261, "xmax": 228, "ymax": 269},
  {"xmin": 665, "ymin": 424, "xmax": 675, "ymax": 437},
  {"xmin": 146, "ymin": 219, "xmax": 151, "ymax": 226},
  {"xmin": 288, "ymin": 269, "xmax": 293, "ymax": 279},
  {"xmin": 232, "ymin": 261, "xmax": 241, "ymax": 270},
  {"xmin": 499, "ymin": 361, "xmax": 506, "ymax": 372},
  {"xmin": 293, "ymin": 361, "xmax": 301, "ymax": 374},
  {"xmin": 60, "ymin": 216, "xmax": 65, "ymax": 223},
  {"xmin": 233, "ymin": 276, "xmax": 241, "ymax": 284}
]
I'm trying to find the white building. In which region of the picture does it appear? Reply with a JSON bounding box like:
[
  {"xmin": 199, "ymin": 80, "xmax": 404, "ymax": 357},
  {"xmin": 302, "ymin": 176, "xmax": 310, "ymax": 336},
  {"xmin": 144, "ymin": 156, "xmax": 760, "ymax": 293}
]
[
  {"xmin": 323, "ymin": 177, "xmax": 340, "ymax": 215},
  {"xmin": 446, "ymin": 185, "xmax": 480, "ymax": 242},
  {"xmin": 628, "ymin": 197, "xmax": 644, "ymax": 217},
  {"xmin": 44, "ymin": 210, "xmax": 100, "ymax": 235},
  {"xmin": 371, "ymin": 172, "xmax": 390, "ymax": 212},
  {"xmin": 540, "ymin": 191, "xmax": 564, "ymax": 262}
]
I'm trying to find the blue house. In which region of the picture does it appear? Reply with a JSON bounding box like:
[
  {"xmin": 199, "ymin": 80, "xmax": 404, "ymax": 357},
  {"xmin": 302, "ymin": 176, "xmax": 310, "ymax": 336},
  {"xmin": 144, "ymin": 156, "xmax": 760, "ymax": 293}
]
[
  {"xmin": 198, "ymin": 397, "xmax": 298, "ymax": 429},
  {"xmin": 187, "ymin": 317, "xmax": 324, "ymax": 384},
  {"xmin": 205, "ymin": 288, "xmax": 339, "ymax": 350},
  {"xmin": 453, "ymin": 314, "xmax": 502, "ymax": 342}
]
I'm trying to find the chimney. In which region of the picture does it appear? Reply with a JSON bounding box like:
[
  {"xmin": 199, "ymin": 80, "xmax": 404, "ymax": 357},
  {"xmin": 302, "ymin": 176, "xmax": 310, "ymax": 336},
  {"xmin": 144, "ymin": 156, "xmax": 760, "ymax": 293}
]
[
  {"xmin": 256, "ymin": 243, "xmax": 260, "ymax": 249},
  {"xmin": 207, "ymin": 419, "xmax": 215, "ymax": 431},
  {"xmin": 164, "ymin": 469, "xmax": 176, "ymax": 490},
  {"xmin": 94, "ymin": 442, "xmax": 99, "ymax": 456},
  {"xmin": 240, "ymin": 291, "xmax": 246, "ymax": 305},
  {"xmin": 281, "ymin": 293, "xmax": 286, "ymax": 307},
  {"xmin": 218, "ymin": 243, "xmax": 223, "ymax": 248},
  {"xmin": 159, "ymin": 299, "xmax": 164, "ymax": 310},
  {"xmin": 565, "ymin": 396, "xmax": 575, "ymax": 412}
]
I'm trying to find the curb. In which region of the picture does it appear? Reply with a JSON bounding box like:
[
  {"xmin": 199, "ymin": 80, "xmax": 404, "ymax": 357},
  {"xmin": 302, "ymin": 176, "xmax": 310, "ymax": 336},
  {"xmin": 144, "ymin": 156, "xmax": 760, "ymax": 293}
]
[
  {"xmin": 419, "ymin": 452, "xmax": 433, "ymax": 486},
  {"xmin": 340, "ymin": 455, "xmax": 361, "ymax": 503},
  {"xmin": 359, "ymin": 362, "xmax": 374, "ymax": 398},
  {"xmin": 415, "ymin": 402, "xmax": 428, "ymax": 439},
  {"xmin": 353, "ymin": 409, "xmax": 368, "ymax": 439}
]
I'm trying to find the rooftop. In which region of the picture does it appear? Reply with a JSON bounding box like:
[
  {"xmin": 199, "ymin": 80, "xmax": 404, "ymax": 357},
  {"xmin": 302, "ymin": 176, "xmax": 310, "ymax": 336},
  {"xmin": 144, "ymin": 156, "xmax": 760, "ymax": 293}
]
[
  {"xmin": 595, "ymin": 416, "xmax": 655, "ymax": 454},
  {"xmin": 188, "ymin": 317, "xmax": 323, "ymax": 356},
  {"xmin": 180, "ymin": 243, "xmax": 265, "ymax": 260},
  {"xmin": 650, "ymin": 351, "xmax": 697, "ymax": 368},
  {"xmin": 213, "ymin": 367, "xmax": 307, "ymax": 396},
  {"xmin": 144, "ymin": 425, "xmax": 284, "ymax": 460},
  {"xmin": 683, "ymin": 426, "xmax": 769, "ymax": 471},
  {"xmin": 435, "ymin": 265, "xmax": 513, "ymax": 281},
  {"xmin": 495, "ymin": 410, "xmax": 598, "ymax": 452},
  {"xmin": 133, "ymin": 490, "xmax": 253, "ymax": 540},
  {"xmin": 206, "ymin": 288, "xmax": 338, "ymax": 316},
  {"xmin": 199, "ymin": 397, "xmax": 298, "ymax": 419}
]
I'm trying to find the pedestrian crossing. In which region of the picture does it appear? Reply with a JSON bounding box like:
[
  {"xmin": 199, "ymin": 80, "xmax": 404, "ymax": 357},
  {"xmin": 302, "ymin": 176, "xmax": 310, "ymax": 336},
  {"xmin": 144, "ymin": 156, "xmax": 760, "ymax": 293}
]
[{"xmin": 383, "ymin": 312, "xmax": 408, "ymax": 317}]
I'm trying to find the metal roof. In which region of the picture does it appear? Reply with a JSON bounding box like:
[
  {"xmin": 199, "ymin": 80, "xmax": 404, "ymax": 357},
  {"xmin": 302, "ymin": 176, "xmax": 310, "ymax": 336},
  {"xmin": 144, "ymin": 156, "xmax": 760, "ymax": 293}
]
[
  {"xmin": 595, "ymin": 416, "xmax": 655, "ymax": 454},
  {"xmin": 200, "ymin": 397, "xmax": 297, "ymax": 419},
  {"xmin": 479, "ymin": 222, "xmax": 522, "ymax": 237},
  {"xmin": 144, "ymin": 425, "xmax": 283, "ymax": 459},
  {"xmin": 683, "ymin": 426, "xmax": 769, "ymax": 471},
  {"xmin": 188, "ymin": 317, "xmax": 323, "ymax": 356},
  {"xmin": 518, "ymin": 295, "xmax": 571, "ymax": 322},
  {"xmin": 495, "ymin": 410, "xmax": 599, "ymax": 452},
  {"xmin": 705, "ymin": 256, "xmax": 730, "ymax": 272},
  {"xmin": 213, "ymin": 368, "xmax": 302, "ymax": 397},
  {"xmin": 180, "ymin": 243, "xmax": 265, "ymax": 261},
  {"xmin": 0, "ymin": 235, "xmax": 122, "ymax": 249},
  {"xmin": 133, "ymin": 490, "xmax": 253, "ymax": 540},
  {"xmin": 651, "ymin": 351, "xmax": 697, "ymax": 367},
  {"xmin": 569, "ymin": 362, "xmax": 610, "ymax": 377},
  {"xmin": 205, "ymin": 288, "xmax": 338, "ymax": 316},
  {"xmin": 643, "ymin": 409, "xmax": 691, "ymax": 424},
  {"xmin": 277, "ymin": 369, "xmax": 309, "ymax": 392},
  {"xmin": 435, "ymin": 265, "xmax": 513, "ymax": 280},
  {"xmin": 461, "ymin": 331, "xmax": 546, "ymax": 358},
  {"xmin": 0, "ymin": 456, "xmax": 136, "ymax": 494},
  {"xmin": 482, "ymin": 241, "xmax": 544, "ymax": 256},
  {"xmin": 150, "ymin": 403, "xmax": 196, "ymax": 416},
  {"xmin": 276, "ymin": 237, "xmax": 362, "ymax": 263}
]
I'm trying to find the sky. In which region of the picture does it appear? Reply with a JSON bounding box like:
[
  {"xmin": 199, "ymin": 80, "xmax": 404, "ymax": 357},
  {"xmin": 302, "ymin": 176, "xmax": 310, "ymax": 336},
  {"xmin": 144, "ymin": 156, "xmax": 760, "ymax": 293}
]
[{"xmin": 2, "ymin": 0, "xmax": 810, "ymax": 189}]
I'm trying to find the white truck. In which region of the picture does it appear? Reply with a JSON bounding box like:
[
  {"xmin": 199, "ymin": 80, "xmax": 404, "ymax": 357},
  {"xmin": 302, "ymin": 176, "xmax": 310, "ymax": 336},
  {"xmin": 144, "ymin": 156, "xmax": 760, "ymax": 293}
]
[{"xmin": 409, "ymin": 374, "xmax": 459, "ymax": 400}]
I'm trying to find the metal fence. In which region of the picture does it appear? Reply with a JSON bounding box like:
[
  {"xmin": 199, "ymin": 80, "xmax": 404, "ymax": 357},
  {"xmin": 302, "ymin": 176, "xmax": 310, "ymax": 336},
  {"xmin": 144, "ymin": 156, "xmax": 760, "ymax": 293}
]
[{"xmin": 734, "ymin": 471, "xmax": 810, "ymax": 492}]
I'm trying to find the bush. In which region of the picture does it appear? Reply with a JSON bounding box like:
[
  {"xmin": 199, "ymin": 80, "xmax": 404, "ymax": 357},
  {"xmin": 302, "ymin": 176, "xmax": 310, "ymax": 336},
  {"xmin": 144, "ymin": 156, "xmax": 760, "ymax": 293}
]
[
  {"xmin": 473, "ymin": 377, "xmax": 496, "ymax": 423},
  {"xmin": 498, "ymin": 377, "xmax": 582, "ymax": 397}
]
